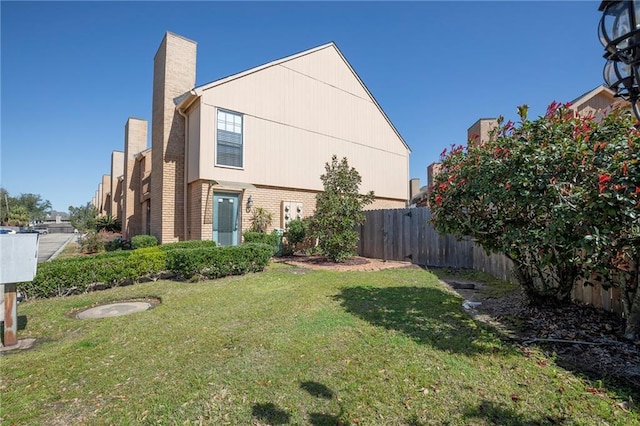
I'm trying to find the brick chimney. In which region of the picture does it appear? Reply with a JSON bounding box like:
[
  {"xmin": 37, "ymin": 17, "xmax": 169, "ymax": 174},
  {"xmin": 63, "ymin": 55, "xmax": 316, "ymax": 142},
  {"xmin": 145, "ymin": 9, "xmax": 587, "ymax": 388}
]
[
  {"xmin": 150, "ymin": 32, "xmax": 197, "ymax": 243},
  {"xmin": 110, "ymin": 150, "xmax": 124, "ymax": 221},
  {"xmin": 467, "ymin": 118, "xmax": 498, "ymax": 146},
  {"xmin": 122, "ymin": 118, "xmax": 148, "ymax": 238}
]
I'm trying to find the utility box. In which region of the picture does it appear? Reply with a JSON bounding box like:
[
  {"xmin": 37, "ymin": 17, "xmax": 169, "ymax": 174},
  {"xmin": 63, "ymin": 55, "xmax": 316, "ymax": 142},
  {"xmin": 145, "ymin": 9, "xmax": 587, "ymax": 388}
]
[
  {"xmin": 281, "ymin": 201, "xmax": 304, "ymax": 228},
  {"xmin": 0, "ymin": 233, "xmax": 39, "ymax": 347},
  {"xmin": 0, "ymin": 233, "xmax": 39, "ymax": 283}
]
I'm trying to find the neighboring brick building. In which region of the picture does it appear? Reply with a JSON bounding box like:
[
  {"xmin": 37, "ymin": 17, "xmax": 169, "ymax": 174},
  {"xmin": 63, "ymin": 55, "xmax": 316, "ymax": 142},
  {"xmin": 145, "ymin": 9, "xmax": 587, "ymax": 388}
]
[{"xmin": 94, "ymin": 32, "xmax": 411, "ymax": 244}]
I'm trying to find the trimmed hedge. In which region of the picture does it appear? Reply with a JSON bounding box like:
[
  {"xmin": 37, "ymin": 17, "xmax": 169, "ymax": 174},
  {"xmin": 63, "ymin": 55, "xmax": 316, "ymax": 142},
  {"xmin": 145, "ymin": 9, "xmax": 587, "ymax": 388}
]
[
  {"xmin": 131, "ymin": 234, "xmax": 158, "ymax": 249},
  {"xmin": 159, "ymin": 240, "xmax": 218, "ymax": 251},
  {"xmin": 243, "ymin": 231, "xmax": 281, "ymax": 255},
  {"xmin": 20, "ymin": 247, "xmax": 166, "ymax": 299},
  {"xmin": 18, "ymin": 241, "xmax": 272, "ymax": 299},
  {"xmin": 165, "ymin": 243, "xmax": 273, "ymax": 281}
]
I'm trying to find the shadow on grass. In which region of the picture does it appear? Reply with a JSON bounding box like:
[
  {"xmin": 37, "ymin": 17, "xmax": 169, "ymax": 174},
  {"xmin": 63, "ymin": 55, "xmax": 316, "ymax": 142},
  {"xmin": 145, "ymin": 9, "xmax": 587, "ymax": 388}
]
[
  {"xmin": 333, "ymin": 286, "xmax": 501, "ymax": 355},
  {"xmin": 463, "ymin": 399, "xmax": 567, "ymax": 425},
  {"xmin": 300, "ymin": 381, "xmax": 343, "ymax": 426},
  {"xmin": 300, "ymin": 381, "xmax": 334, "ymax": 399},
  {"xmin": 251, "ymin": 402, "xmax": 291, "ymax": 425}
]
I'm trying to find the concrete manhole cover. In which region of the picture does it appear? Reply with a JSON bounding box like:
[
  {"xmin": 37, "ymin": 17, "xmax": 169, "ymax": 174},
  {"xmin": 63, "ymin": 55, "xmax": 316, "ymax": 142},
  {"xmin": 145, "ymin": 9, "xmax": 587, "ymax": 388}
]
[{"xmin": 76, "ymin": 302, "xmax": 153, "ymax": 319}]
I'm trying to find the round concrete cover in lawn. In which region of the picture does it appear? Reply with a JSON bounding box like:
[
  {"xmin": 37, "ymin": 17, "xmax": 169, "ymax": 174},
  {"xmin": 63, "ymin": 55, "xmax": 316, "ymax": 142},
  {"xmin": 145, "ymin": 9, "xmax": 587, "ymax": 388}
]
[{"xmin": 76, "ymin": 302, "xmax": 152, "ymax": 319}]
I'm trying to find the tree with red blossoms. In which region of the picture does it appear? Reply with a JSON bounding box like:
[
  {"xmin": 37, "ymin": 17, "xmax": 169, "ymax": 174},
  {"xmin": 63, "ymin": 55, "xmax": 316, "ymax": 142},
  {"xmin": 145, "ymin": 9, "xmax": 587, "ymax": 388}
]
[{"xmin": 430, "ymin": 103, "xmax": 640, "ymax": 338}]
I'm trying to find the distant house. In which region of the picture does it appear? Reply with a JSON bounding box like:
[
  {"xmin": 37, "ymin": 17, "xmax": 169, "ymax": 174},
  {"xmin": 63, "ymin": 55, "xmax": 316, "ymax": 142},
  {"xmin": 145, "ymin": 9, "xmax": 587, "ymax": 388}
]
[
  {"xmin": 411, "ymin": 85, "xmax": 624, "ymax": 207},
  {"xmin": 568, "ymin": 85, "xmax": 622, "ymax": 119},
  {"xmin": 94, "ymin": 32, "xmax": 411, "ymax": 244},
  {"xmin": 44, "ymin": 211, "xmax": 70, "ymax": 223}
]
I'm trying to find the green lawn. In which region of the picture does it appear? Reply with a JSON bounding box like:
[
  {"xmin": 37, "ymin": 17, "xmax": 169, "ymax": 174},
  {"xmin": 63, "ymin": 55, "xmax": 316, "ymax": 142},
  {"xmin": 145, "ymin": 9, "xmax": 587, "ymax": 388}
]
[{"xmin": 1, "ymin": 264, "xmax": 637, "ymax": 425}]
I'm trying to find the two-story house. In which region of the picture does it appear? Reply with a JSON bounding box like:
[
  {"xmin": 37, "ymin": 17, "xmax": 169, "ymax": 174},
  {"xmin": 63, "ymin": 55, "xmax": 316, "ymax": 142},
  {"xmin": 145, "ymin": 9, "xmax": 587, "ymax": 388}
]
[{"xmin": 105, "ymin": 32, "xmax": 411, "ymax": 244}]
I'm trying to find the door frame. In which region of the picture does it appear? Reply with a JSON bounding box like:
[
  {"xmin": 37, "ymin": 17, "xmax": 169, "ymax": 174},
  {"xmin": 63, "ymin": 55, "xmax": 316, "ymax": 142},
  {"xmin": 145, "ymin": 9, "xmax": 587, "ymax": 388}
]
[{"xmin": 212, "ymin": 192, "xmax": 240, "ymax": 246}]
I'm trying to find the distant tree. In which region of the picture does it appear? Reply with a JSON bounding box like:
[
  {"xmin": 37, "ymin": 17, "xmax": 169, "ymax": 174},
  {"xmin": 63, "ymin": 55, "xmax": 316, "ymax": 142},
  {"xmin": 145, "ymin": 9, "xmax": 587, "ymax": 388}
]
[
  {"xmin": 0, "ymin": 188, "xmax": 51, "ymax": 226},
  {"xmin": 0, "ymin": 187, "xmax": 10, "ymax": 224},
  {"xmin": 311, "ymin": 155, "xmax": 374, "ymax": 262},
  {"xmin": 69, "ymin": 202, "xmax": 98, "ymax": 232},
  {"xmin": 16, "ymin": 193, "xmax": 52, "ymax": 223}
]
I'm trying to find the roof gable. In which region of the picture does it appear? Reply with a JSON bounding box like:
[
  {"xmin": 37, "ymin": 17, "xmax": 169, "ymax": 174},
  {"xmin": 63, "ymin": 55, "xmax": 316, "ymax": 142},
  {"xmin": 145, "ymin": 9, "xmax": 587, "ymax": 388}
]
[
  {"xmin": 569, "ymin": 85, "xmax": 617, "ymax": 110},
  {"xmin": 179, "ymin": 42, "xmax": 409, "ymax": 152}
]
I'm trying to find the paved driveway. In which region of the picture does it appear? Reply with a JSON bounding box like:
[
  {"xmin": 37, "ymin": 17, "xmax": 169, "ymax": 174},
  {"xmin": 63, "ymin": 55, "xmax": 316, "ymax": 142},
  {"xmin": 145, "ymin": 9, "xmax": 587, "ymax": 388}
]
[
  {"xmin": 37, "ymin": 232, "xmax": 76, "ymax": 263},
  {"xmin": 1, "ymin": 233, "xmax": 75, "ymax": 310}
]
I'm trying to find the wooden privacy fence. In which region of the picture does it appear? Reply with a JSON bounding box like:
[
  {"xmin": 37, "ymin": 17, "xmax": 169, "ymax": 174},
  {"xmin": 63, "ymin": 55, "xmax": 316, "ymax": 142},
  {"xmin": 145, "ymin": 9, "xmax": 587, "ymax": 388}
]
[
  {"xmin": 357, "ymin": 207, "xmax": 625, "ymax": 316},
  {"xmin": 358, "ymin": 207, "xmax": 514, "ymax": 281}
]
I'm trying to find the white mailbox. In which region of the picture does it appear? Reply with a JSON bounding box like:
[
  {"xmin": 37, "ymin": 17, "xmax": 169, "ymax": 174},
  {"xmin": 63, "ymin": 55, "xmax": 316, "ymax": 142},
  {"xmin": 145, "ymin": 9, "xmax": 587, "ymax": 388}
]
[
  {"xmin": 0, "ymin": 233, "xmax": 39, "ymax": 347},
  {"xmin": 1, "ymin": 233, "xmax": 39, "ymax": 284}
]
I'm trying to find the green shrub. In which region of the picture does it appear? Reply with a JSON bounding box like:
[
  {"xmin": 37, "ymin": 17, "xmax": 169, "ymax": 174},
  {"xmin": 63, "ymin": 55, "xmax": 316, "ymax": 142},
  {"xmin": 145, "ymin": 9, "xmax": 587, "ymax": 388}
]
[
  {"xmin": 131, "ymin": 234, "xmax": 158, "ymax": 249},
  {"xmin": 166, "ymin": 243, "xmax": 273, "ymax": 281},
  {"xmin": 105, "ymin": 236, "xmax": 127, "ymax": 252},
  {"xmin": 95, "ymin": 214, "xmax": 121, "ymax": 233},
  {"xmin": 78, "ymin": 232, "xmax": 104, "ymax": 254},
  {"xmin": 243, "ymin": 231, "xmax": 280, "ymax": 255},
  {"xmin": 19, "ymin": 240, "xmax": 271, "ymax": 299},
  {"xmin": 19, "ymin": 247, "xmax": 166, "ymax": 299},
  {"xmin": 127, "ymin": 246, "xmax": 167, "ymax": 277},
  {"xmin": 248, "ymin": 207, "xmax": 273, "ymax": 233},
  {"xmin": 282, "ymin": 218, "xmax": 311, "ymax": 256},
  {"xmin": 159, "ymin": 240, "xmax": 218, "ymax": 251},
  {"xmin": 311, "ymin": 155, "xmax": 374, "ymax": 262}
]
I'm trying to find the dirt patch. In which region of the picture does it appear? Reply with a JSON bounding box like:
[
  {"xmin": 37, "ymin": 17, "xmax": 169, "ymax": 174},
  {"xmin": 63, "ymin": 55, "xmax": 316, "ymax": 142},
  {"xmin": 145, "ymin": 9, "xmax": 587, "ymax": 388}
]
[
  {"xmin": 274, "ymin": 255, "xmax": 412, "ymax": 272},
  {"xmin": 441, "ymin": 278, "xmax": 640, "ymax": 394}
]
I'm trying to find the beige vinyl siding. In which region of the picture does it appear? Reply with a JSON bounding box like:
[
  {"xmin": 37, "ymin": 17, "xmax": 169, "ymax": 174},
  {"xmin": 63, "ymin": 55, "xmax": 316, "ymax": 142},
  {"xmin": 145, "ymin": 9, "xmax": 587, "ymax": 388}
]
[
  {"xmin": 193, "ymin": 45, "xmax": 408, "ymax": 201},
  {"xmin": 575, "ymin": 92, "xmax": 618, "ymax": 117},
  {"xmin": 280, "ymin": 46, "xmax": 372, "ymax": 101}
]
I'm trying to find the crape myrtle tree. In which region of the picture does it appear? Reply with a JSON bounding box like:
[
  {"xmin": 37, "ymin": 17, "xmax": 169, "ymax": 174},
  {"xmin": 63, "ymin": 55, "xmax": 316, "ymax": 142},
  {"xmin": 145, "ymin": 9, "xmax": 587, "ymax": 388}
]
[
  {"xmin": 311, "ymin": 155, "xmax": 374, "ymax": 263},
  {"xmin": 429, "ymin": 103, "xmax": 640, "ymax": 338}
]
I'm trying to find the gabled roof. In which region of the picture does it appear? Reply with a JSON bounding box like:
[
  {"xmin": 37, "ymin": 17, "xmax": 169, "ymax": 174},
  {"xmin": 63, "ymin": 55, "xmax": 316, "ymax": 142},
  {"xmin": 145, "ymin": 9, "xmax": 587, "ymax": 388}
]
[
  {"xmin": 569, "ymin": 85, "xmax": 617, "ymax": 110},
  {"xmin": 175, "ymin": 42, "xmax": 410, "ymax": 152}
]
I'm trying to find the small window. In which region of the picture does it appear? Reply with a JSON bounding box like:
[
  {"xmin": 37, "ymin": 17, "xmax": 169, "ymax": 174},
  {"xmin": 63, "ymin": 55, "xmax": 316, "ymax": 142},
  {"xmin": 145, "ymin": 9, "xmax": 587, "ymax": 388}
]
[{"xmin": 216, "ymin": 110, "xmax": 243, "ymax": 168}]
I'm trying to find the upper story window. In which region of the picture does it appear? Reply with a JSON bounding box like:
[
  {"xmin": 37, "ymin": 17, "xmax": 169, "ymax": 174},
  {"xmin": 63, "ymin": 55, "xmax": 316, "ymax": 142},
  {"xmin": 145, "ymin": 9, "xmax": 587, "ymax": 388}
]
[{"xmin": 216, "ymin": 109, "xmax": 243, "ymax": 168}]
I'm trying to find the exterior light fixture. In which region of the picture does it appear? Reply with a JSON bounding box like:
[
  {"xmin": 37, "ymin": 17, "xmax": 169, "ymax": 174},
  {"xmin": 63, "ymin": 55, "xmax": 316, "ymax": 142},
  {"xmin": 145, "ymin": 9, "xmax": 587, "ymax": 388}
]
[
  {"xmin": 245, "ymin": 195, "xmax": 253, "ymax": 212},
  {"xmin": 599, "ymin": 1, "xmax": 640, "ymax": 119}
]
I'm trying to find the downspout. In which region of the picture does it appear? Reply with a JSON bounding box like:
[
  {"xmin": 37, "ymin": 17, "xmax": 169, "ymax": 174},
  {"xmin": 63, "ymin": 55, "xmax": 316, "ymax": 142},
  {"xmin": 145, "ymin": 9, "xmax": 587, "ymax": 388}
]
[{"xmin": 177, "ymin": 106, "xmax": 189, "ymax": 241}]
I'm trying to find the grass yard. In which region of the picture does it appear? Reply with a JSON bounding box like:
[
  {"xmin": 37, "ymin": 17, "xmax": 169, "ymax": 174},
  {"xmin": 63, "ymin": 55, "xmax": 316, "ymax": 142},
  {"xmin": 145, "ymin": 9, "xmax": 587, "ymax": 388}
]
[{"xmin": 1, "ymin": 264, "xmax": 637, "ymax": 425}]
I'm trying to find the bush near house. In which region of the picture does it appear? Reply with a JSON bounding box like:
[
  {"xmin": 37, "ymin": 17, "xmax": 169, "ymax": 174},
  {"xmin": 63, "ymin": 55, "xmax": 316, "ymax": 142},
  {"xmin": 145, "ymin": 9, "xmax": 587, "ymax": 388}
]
[
  {"xmin": 248, "ymin": 207, "xmax": 273, "ymax": 233},
  {"xmin": 282, "ymin": 218, "xmax": 313, "ymax": 256},
  {"xmin": 131, "ymin": 234, "xmax": 158, "ymax": 249},
  {"xmin": 159, "ymin": 240, "xmax": 218, "ymax": 251},
  {"xmin": 311, "ymin": 155, "xmax": 374, "ymax": 262},
  {"xmin": 243, "ymin": 230, "xmax": 281, "ymax": 255},
  {"xmin": 19, "ymin": 241, "xmax": 272, "ymax": 299},
  {"xmin": 165, "ymin": 243, "xmax": 273, "ymax": 281},
  {"xmin": 20, "ymin": 248, "xmax": 166, "ymax": 299}
]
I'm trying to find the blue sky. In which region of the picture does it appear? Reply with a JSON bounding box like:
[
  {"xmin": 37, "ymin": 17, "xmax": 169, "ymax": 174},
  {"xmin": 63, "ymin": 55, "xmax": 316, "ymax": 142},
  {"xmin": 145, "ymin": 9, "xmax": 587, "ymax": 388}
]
[{"xmin": 1, "ymin": 1, "xmax": 606, "ymax": 212}]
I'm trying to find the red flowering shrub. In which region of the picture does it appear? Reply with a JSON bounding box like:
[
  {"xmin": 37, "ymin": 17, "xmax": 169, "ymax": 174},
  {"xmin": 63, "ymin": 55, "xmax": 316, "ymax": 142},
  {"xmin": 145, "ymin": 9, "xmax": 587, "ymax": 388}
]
[{"xmin": 430, "ymin": 104, "xmax": 640, "ymax": 338}]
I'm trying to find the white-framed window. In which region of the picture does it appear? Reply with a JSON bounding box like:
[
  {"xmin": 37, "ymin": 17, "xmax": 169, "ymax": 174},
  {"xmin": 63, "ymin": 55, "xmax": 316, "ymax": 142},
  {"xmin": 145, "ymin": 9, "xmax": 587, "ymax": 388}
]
[{"xmin": 216, "ymin": 109, "xmax": 243, "ymax": 168}]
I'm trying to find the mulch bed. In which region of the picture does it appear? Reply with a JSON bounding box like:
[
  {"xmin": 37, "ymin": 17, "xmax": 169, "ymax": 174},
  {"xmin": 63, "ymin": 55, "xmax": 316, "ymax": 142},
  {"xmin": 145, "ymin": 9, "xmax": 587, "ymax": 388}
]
[
  {"xmin": 278, "ymin": 255, "xmax": 370, "ymax": 267},
  {"xmin": 478, "ymin": 290, "xmax": 640, "ymax": 395}
]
